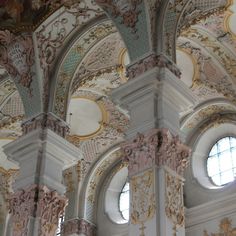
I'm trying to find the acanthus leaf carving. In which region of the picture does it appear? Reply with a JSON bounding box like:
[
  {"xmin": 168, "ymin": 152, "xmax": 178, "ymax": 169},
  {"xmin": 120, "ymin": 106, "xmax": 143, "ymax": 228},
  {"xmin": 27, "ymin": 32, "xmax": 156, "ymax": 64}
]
[
  {"xmin": 122, "ymin": 128, "xmax": 190, "ymax": 176},
  {"xmin": 37, "ymin": 186, "xmax": 67, "ymax": 236}
]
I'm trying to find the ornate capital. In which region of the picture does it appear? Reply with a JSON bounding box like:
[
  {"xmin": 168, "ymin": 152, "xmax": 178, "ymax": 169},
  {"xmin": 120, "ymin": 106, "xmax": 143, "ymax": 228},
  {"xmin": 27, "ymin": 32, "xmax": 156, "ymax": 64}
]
[
  {"xmin": 9, "ymin": 185, "xmax": 67, "ymax": 236},
  {"xmin": 9, "ymin": 185, "xmax": 38, "ymax": 236},
  {"xmin": 21, "ymin": 112, "xmax": 70, "ymax": 137},
  {"xmin": 37, "ymin": 186, "xmax": 67, "ymax": 236},
  {"xmin": 62, "ymin": 218, "xmax": 96, "ymax": 236},
  {"xmin": 126, "ymin": 53, "xmax": 181, "ymax": 79},
  {"xmin": 122, "ymin": 128, "xmax": 190, "ymax": 176}
]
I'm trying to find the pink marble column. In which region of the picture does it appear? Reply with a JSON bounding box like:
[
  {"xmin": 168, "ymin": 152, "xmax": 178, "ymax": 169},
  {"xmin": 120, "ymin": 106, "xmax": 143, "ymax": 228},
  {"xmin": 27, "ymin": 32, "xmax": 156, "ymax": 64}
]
[
  {"xmin": 122, "ymin": 128, "xmax": 190, "ymax": 236},
  {"xmin": 61, "ymin": 218, "xmax": 96, "ymax": 236}
]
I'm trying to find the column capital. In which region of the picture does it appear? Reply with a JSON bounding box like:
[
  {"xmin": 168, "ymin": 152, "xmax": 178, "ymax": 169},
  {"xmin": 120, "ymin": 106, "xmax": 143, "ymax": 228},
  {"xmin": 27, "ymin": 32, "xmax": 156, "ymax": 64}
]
[
  {"xmin": 122, "ymin": 128, "xmax": 191, "ymax": 177},
  {"xmin": 127, "ymin": 53, "xmax": 181, "ymax": 80},
  {"xmin": 21, "ymin": 112, "xmax": 70, "ymax": 138},
  {"xmin": 9, "ymin": 184, "xmax": 67, "ymax": 236},
  {"xmin": 62, "ymin": 218, "xmax": 96, "ymax": 236}
]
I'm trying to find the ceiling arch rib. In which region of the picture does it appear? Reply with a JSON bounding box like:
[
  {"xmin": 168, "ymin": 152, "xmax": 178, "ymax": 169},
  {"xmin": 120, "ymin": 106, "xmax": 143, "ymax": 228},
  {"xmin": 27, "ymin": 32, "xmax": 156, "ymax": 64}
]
[
  {"xmin": 52, "ymin": 20, "xmax": 117, "ymax": 119},
  {"xmin": 95, "ymin": 0, "xmax": 151, "ymax": 61}
]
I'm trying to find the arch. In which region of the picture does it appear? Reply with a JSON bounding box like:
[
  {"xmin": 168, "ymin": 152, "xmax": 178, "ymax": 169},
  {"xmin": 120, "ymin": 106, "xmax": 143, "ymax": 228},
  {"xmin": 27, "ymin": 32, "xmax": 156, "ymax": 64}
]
[
  {"xmin": 95, "ymin": 0, "xmax": 151, "ymax": 61},
  {"xmin": 0, "ymin": 31, "xmax": 43, "ymax": 118},
  {"xmin": 80, "ymin": 146, "xmax": 122, "ymax": 223}
]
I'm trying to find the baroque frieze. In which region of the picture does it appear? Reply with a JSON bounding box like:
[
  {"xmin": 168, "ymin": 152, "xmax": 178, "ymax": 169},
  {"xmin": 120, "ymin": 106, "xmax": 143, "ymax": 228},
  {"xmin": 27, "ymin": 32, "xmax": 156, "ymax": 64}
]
[
  {"xmin": 204, "ymin": 217, "xmax": 236, "ymax": 236},
  {"xmin": 127, "ymin": 53, "xmax": 181, "ymax": 80},
  {"xmin": 0, "ymin": 30, "xmax": 34, "ymax": 95},
  {"xmin": 62, "ymin": 218, "xmax": 96, "ymax": 236},
  {"xmin": 21, "ymin": 112, "xmax": 69, "ymax": 137},
  {"xmin": 130, "ymin": 169, "xmax": 155, "ymax": 236},
  {"xmin": 122, "ymin": 128, "xmax": 190, "ymax": 177},
  {"xmin": 165, "ymin": 171, "xmax": 185, "ymax": 235}
]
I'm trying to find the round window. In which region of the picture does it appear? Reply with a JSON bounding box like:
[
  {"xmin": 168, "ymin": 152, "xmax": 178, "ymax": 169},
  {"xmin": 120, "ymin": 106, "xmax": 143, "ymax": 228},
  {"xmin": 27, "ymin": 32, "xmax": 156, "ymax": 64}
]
[
  {"xmin": 207, "ymin": 137, "xmax": 236, "ymax": 186},
  {"xmin": 119, "ymin": 182, "xmax": 130, "ymax": 222}
]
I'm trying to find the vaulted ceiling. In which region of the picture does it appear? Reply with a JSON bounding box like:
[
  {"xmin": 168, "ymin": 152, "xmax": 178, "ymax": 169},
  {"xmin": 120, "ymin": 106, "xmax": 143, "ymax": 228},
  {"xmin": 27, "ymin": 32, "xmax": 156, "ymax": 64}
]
[{"xmin": 0, "ymin": 0, "xmax": 236, "ymax": 166}]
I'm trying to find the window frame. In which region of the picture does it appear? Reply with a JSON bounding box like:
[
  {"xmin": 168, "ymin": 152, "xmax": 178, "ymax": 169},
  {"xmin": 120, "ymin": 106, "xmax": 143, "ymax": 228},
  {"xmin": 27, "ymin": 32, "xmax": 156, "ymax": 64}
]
[
  {"xmin": 118, "ymin": 181, "xmax": 130, "ymax": 222},
  {"xmin": 207, "ymin": 136, "xmax": 236, "ymax": 187}
]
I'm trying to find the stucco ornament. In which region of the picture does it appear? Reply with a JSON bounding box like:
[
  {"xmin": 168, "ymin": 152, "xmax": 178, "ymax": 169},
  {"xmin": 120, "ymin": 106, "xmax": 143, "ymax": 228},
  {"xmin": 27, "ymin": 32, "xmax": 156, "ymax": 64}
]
[
  {"xmin": 21, "ymin": 112, "xmax": 69, "ymax": 138},
  {"xmin": 126, "ymin": 54, "xmax": 181, "ymax": 80},
  {"xmin": 165, "ymin": 171, "xmax": 185, "ymax": 236},
  {"xmin": 130, "ymin": 169, "xmax": 155, "ymax": 236},
  {"xmin": 204, "ymin": 217, "xmax": 236, "ymax": 236},
  {"xmin": 0, "ymin": 30, "xmax": 34, "ymax": 95},
  {"xmin": 122, "ymin": 128, "xmax": 190, "ymax": 177},
  {"xmin": 95, "ymin": 0, "xmax": 142, "ymax": 34},
  {"xmin": 37, "ymin": 186, "xmax": 67, "ymax": 236},
  {"xmin": 9, "ymin": 185, "xmax": 67, "ymax": 236},
  {"xmin": 9, "ymin": 185, "xmax": 38, "ymax": 236},
  {"xmin": 62, "ymin": 218, "xmax": 96, "ymax": 236},
  {"xmin": 0, "ymin": 167, "xmax": 18, "ymax": 207}
]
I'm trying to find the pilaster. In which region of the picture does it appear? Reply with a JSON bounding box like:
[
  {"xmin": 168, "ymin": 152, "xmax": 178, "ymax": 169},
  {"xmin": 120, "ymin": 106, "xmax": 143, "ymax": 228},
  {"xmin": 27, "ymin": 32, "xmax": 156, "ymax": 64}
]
[
  {"xmin": 122, "ymin": 129, "xmax": 190, "ymax": 236},
  {"xmin": 3, "ymin": 113, "xmax": 82, "ymax": 236},
  {"xmin": 112, "ymin": 53, "xmax": 196, "ymax": 139},
  {"xmin": 113, "ymin": 53, "xmax": 194, "ymax": 236}
]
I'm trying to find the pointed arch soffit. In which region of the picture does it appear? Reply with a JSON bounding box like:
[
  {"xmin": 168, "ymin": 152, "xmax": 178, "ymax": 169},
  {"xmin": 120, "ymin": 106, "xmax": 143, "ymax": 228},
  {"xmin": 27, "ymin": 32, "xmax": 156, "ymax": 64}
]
[
  {"xmin": 81, "ymin": 146, "xmax": 124, "ymax": 223},
  {"xmin": 52, "ymin": 20, "xmax": 119, "ymax": 119},
  {"xmin": 162, "ymin": 0, "xmax": 228, "ymax": 61}
]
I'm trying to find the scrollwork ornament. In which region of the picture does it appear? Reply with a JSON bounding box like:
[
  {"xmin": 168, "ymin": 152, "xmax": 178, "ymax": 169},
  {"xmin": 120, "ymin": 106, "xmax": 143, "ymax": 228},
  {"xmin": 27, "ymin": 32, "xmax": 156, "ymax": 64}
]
[
  {"xmin": 165, "ymin": 171, "xmax": 185, "ymax": 236},
  {"xmin": 0, "ymin": 30, "xmax": 34, "ymax": 96},
  {"xmin": 9, "ymin": 185, "xmax": 38, "ymax": 236},
  {"xmin": 204, "ymin": 217, "xmax": 236, "ymax": 236},
  {"xmin": 130, "ymin": 170, "xmax": 155, "ymax": 236},
  {"xmin": 37, "ymin": 186, "xmax": 67, "ymax": 236}
]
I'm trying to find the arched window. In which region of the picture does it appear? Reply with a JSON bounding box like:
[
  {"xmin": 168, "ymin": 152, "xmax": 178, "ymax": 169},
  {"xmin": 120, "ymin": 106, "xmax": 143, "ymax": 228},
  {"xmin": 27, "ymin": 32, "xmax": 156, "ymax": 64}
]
[
  {"xmin": 207, "ymin": 137, "xmax": 236, "ymax": 186},
  {"xmin": 56, "ymin": 215, "xmax": 64, "ymax": 235},
  {"xmin": 119, "ymin": 182, "xmax": 130, "ymax": 222}
]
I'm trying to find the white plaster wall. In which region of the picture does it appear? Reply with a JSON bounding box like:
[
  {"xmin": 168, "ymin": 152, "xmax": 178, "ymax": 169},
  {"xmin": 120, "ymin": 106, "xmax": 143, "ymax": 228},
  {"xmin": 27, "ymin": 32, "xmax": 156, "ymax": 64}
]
[{"xmin": 186, "ymin": 192, "xmax": 236, "ymax": 235}]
